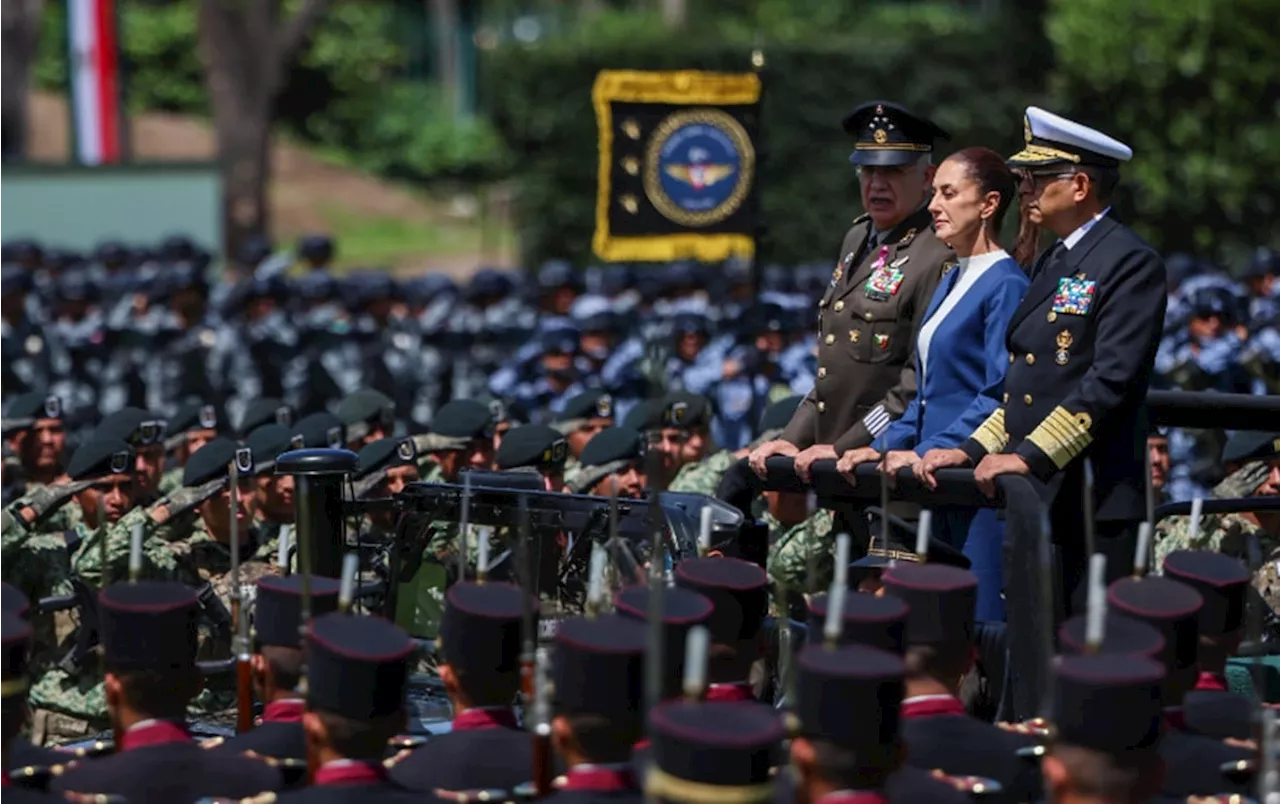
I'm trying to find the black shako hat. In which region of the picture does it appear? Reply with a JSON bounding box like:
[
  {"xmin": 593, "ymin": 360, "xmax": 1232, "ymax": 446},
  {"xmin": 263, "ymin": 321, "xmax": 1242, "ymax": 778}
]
[
  {"xmin": 807, "ymin": 591, "xmax": 908, "ymax": 655},
  {"xmin": 674, "ymin": 557, "xmax": 769, "ymax": 646},
  {"xmin": 1162, "ymin": 550, "xmax": 1249, "ymax": 637},
  {"xmin": 1058, "ymin": 613, "xmax": 1166, "ymax": 661},
  {"xmin": 440, "ymin": 581, "xmax": 534, "ymax": 674},
  {"xmin": 615, "ymin": 584, "xmax": 714, "ymax": 701},
  {"xmin": 552, "ymin": 614, "xmax": 646, "ymax": 717},
  {"xmin": 880, "ymin": 563, "xmax": 977, "ymax": 647},
  {"xmin": 842, "ymin": 101, "xmax": 949, "ymax": 167},
  {"xmin": 306, "ymin": 612, "xmax": 413, "ymax": 719},
  {"xmin": 646, "ymin": 699, "xmax": 784, "ymax": 801},
  {"xmin": 100, "ymin": 581, "xmax": 200, "ymax": 670},
  {"xmin": 1107, "ymin": 576, "xmax": 1202, "ymax": 671},
  {"xmin": 253, "ymin": 574, "xmax": 341, "ymax": 649},
  {"xmin": 796, "ymin": 642, "xmax": 904, "ymax": 748},
  {"xmin": 1052, "ymin": 654, "xmax": 1164, "ymax": 757}
]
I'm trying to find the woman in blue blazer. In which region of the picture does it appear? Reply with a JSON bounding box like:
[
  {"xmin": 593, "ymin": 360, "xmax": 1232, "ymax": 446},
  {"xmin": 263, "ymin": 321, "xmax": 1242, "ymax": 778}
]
[{"xmin": 836, "ymin": 146, "xmax": 1030, "ymax": 621}]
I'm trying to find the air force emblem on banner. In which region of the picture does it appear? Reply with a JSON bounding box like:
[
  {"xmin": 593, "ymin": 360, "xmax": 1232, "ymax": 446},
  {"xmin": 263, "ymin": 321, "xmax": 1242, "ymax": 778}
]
[{"xmin": 644, "ymin": 109, "xmax": 754, "ymax": 228}]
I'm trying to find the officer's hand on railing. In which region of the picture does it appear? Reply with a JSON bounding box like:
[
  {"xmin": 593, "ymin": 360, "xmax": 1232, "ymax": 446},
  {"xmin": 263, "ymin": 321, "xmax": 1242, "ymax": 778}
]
[
  {"xmin": 748, "ymin": 440, "xmax": 799, "ymax": 478},
  {"xmin": 793, "ymin": 444, "xmax": 838, "ymax": 483},
  {"xmin": 915, "ymin": 448, "xmax": 971, "ymax": 490},
  {"xmin": 836, "ymin": 447, "xmax": 881, "ymax": 486},
  {"xmin": 878, "ymin": 451, "xmax": 920, "ymax": 488},
  {"xmin": 973, "ymin": 454, "xmax": 1031, "ymax": 498}
]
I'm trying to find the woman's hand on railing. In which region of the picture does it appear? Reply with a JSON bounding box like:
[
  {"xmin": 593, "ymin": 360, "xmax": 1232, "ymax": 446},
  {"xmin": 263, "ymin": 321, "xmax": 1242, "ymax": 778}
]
[
  {"xmin": 877, "ymin": 451, "xmax": 920, "ymax": 488},
  {"xmin": 793, "ymin": 444, "xmax": 839, "ymax": 483},
  {"xmin": 836, "ymin": 447, "xmax": 882, "ymax": 486},
  {"xmin": 915, "ymin": 448, "xmax": 971, "ymax": 490}
]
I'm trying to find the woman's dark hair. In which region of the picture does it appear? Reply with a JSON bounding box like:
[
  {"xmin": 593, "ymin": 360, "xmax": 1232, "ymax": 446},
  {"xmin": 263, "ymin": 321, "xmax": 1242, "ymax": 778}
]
[{"xmin": 944, "ymin": 146, "xmax": 1035, "ymax": 267}]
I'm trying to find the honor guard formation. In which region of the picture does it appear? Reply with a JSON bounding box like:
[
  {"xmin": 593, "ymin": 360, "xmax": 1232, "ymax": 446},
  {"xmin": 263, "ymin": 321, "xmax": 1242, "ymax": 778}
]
[{"xmin": 2, "ymin": 100, "xmax": 1279, "ymax": 804}]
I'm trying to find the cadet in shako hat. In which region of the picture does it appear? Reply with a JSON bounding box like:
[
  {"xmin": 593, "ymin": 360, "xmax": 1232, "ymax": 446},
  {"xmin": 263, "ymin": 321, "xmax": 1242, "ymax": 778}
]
[
  {"xmin": 673, "ymin": 557, "xmax": 768, "ymax": 702},
  {"xmin": 389, "ymin": 581, "xmax": 538, "ymax": 795},
  {"xmin": 50, "ymin": 581, "xmax": 281, "ymax": 802},
  {"xmin": 421, "ymin": 399, "xmax": 496, "ymax": 483},
  {"xmin": 158, "ymin": 400, "xmax": 223, "ymax": 495},
  {"xmin": 237, "ymin": 398, "xmax": 294, "ymax": 438},
  {"xmin": 542, "ymin": 613, "xmax": 647, "ymax": 803},
  {"xmin": 570, "ymin": 426, "xmax": 647, "ymax": 497},
  {"xmin": 337, "ymin": 389, "xmax": 396, "ymax": 452},
  {"xmin": 496, "ymin": 424, "xmax": 570, "ymax": 492},
  {"xmin": 750, "ymin": 101, "xmax": 952, "ymax": 497},
  {"xmin": 1057, "ymin": 612, "xmax": 1165, "ymax": 661},
  {"xmin": 645, "ymin": 699, "xmax": 784, "ymax": 804},
  {"xmin": 280, "ymin": 611, "xmax": 421, "ymax": 801},
  {"xmin": 1161, "ymin": 550, "xmax": 1249, "ymax": 694},
  {"xmin": 210, "ymin": 574, "xmax": 341, "ymax": 782},
  {"xmin": 1040, "ymin": 655, "xmax": 1166, "ymax": 804},
  {"xmin": 292, "ymin": 411, "xmax": 346, "ymax": 450},
  {"xmin": 2, "ymin": 391, "xmax": 67, "ymax": 488},
  {"xmin": 614, "ymin": 584, "xmax": 714, "ymax": 703},
  {"xmin": 880, "ymin": 563, "xmax": 1037, "ymax": 800},
  {"xmin": 556, "ymin": 390, "xmax": 616, "ymax": 463},
  {"xmin": 806, "ymin": 590, "xmax": 907, "ymax": 654}
]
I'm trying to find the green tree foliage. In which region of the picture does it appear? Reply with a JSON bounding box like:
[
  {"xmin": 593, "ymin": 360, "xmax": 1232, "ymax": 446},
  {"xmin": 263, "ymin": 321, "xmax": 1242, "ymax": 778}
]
[
  {"xmin": 1048, "ymin": 0, "xmax": 1280, "ymax": 261},
  {"xmin": 481, "ymin": 9, "xmax": 1032, "ymax": 266}
]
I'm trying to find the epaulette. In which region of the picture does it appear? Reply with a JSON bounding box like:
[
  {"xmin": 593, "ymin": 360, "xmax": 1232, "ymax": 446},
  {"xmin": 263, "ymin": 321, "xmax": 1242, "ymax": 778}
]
[
  {"xmin": 387, "ymin": 734, "xmax": 429, "ymax": 750},
  {"xmin": 201, "ymin": 736, "xmax": 226, "ymax": 749},
  {"xmin": 851, "ymin": 213, "xmax": 871, "ymax": 226},
  {"xmin": 434, "ymin": 788, "xmax": 513, "ymax": 803},
  {"xmin": 930, "ymin": 769, "xmax": 1003, "ymax": 798},
  {"xmin": 71, "ymin": 739, "xmax": 113, "ymax": 758},
  {"xmin": 63, "ymin": 793, "xmax": 129, "ymax": 804},
  {"xmin": 995, "ymin": 718, "xmax": 1052, "ymax": 739}
]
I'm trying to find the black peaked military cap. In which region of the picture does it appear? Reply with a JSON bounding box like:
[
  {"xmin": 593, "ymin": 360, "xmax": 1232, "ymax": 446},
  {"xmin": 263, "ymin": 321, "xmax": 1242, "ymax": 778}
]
[
  {"xmin": 1058, "ymin": 613, "xmax": 1166, "ymax": 661},
  {"xmin": 1052, "ymin": 654, "xmax": 1164, "ymax": 757},
  {"xmin": 67, "ymin": 438, "xmax": 134, "ymax": 481},
  {"xmin": 850, "ymin": 533, "xmax": 971, "ymax": 571},
  {"xmin": 842, "ymin": 101, "xmax": 950, "ymax": 166},
  {"xmin": 440, "ymin": 581, "xmax": 533, "ymax": 673},
  {"xmin": 615, "ymin": 584, "xmax": 714, "ymax": 700},
  {"xmin": 246, "ymin": 423, "xmax": 299, "ymax": 475},
  {"xmin": 5, "ymin": 391, "xmax": 62, "ymax": 421},
  {"xmin": 552, "ymin": 614, "xmax": 646, "ymax": 717},
  {"xmin": 1107, "ymin": 576, "xmax": 1202, "ymax": 671},
  {"xmin": 674, "ymin": 558, "xmax": 769, "ymax": 645},
  {"xmin": 557, "ymin": 391, "xmax": 616, "ymax": 424},
  {"xmin": 100, "ymin": 581, "xmax": 200, "ymax": 669},
  {"xmin": 1162, "ymin": 550, "xmax": 1249, "ymax": 637},
  {"xmin": 307, "ymin": 612, "xmax": 413, "ymax": 720},
  {"xmin": 293, "ymin": 412, "xmax": 346, "ymax": 450},
  {"xmin": 496, "ymin": 424, "xmax": 568, "ymax": 471},
  {"xmin": 96, "ymin": 407, "xmax": 167, "ymax": 447},
  {"xmin": 796, "ymin": 643, "xmax": 904, "ymax": 747},
  {"xmin": 3, "ymin": 611, "xmax": 32, "ymax": 702},
  {"xmin": 2, "ymin": 583, "xmax": 30, "ymax": 619},
  {"xmin": 432, "ymin": 400, "xmax": 495, "ymax": 441},
  {"xmin": 580, "ymin": 427, "xmax": 646, "ymax": 468},
  {"xmin": 355, "ymin": 437, "xmax": 418, "ymax": 478},
  {"xmin": 807, "ymin": 591, "xmax": 908, "ymax": 654},
  {"xmin": 647, "ymin": 700, "xmax": 784, "ymax": 798},
  {"xmin": 881, "ymin": 563, "xmax": 978, "ymax": 647},
  {"xmin": 239, "ymin": 398, "xmax": 294, "ymax": 437},
  {"xmin": 621, "ymin": 399, "xmax": 666, "ymax": 434},
  {"xmin": 183, "ymin": 437, "xmax": 253, "ymax": 487},
  {"xmin": 663, "ymin": 392, "xmax": 712, "ymax": 430},
  {"xmin": 168, "ymin": 401, "xmax": 222, "ymax": 436},
  {"xmin": 254, "ymin": 575, "xmax": 341, "ymax": 649},
  {"xmin": 336, "ymin": 389, "xmax": 396, "ymax": 429},
  {"xmin": 1221, "ymin": 431, "xmax": 1280, "ymax": 465}
]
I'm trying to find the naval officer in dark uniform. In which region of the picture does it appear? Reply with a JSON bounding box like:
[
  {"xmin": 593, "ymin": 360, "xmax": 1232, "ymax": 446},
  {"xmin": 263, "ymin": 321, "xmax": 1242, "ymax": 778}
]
[
  {"xmin": 48, "ymin": 580, "xmax": 282, "ymax": 802},
  {"xmin": 209, "ymin": 573, "xmax": 342, "ymax": 783},
  {"xmin": 750, "ymin": 101, "xmax": 953, "ymax": 482},
  {"xmin": 388, "ymin": 580, "xmax": 538, "ymax": 796},
  {"xmin": 919, "ymin": 107, "xmax": 1167, "ymax": 610}
]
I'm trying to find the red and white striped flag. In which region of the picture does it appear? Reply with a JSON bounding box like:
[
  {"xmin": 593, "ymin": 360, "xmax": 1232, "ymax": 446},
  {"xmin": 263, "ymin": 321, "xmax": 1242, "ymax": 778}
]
[{"xmin": 68, "ymin": 0, "xmax": 123, "ymax": 164}]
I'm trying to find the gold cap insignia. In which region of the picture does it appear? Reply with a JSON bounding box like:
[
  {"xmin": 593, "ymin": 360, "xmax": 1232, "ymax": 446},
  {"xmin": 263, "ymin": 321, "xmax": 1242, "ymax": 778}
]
[{"xmin": 873, "ymin": 128, "xmax": 888, "ymax": 144}]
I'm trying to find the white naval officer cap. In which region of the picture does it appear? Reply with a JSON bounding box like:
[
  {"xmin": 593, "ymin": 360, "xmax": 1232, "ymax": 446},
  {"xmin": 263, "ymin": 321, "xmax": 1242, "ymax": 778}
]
[{"xmin": 1007, "ymin": 106, "xmax": 1133, "ymax": 169}]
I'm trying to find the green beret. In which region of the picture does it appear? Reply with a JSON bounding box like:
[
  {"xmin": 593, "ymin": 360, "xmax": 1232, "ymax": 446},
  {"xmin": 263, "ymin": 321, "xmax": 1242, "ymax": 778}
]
[
  {"xmin": 337, "ymin": 389, "xmax": 395, "ymax": 428},
  {"xmin": 622, "ymin": 399, "xmax": 666, "ymax": 433},
  {"xmin": 167, "ymin": 401, "xmax": 222, "ymax": 436},
  {"xmin": 183, "ymin": 437, "xmax": 253, "ymax": 487},
  {"xmin": 67, "ymin": 438, "xmax": 134, "ymax": 481},
  {"xmin": 238, "ymin": 398, "xmax": 293, "ymax": 437},
  {"xmin": 356, "ymin": 437, "xmax": 418, "ymax": 478},
  {"xmin": 245, "ymin": 424, "xmax": 301, "ymax": 475},
  {"xmin": 293, "ymin": 412, "xmax": 346, "ymax": 449},
  {"xmin": 96, "ymin": 407, "xmax": 167, "ymax": 447},
  {"xmin": 5, "ymin": 391, "xmax": 62, "ymax": 421},
  {"xmin": 557, "ymin": 391, "xmax": 616, "ymax": 423},
  {"xmin": 1222, "ymin": 431, "xmax": 1280, "ymax": 465},
  {"xmin": 432, "ymin": 400, "xmax": 495, "ymax": 440},
  {"xmin": 496, "ymin": 425, "xmax": 568, "ymax": 470},
  {"xmin": 580, "ymin": 427, "xmax": 645, "ymax": 468},
  {"xmin": 662, "ymin": 392, "xmax": 713, "ymax": 429},
  {"xmin": 760, "ymin": 395, "xmax": 804, "ymax": 433}
]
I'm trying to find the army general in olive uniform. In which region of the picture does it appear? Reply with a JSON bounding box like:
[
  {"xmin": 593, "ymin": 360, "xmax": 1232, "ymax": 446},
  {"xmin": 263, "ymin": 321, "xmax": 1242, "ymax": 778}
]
[{"xmin": 751, "ymin": 101, "xmax": 954, "ymax": 480}]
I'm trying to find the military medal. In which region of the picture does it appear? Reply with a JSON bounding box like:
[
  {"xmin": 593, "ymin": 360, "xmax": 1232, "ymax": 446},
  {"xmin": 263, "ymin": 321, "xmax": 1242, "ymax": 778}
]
[
  {"xmin": 849, "ymin": 330, "xmax": 859, "ymax": 343},
  {"xmin": 1051, "ymin": 276, "xmax": 1097, "ymax": 316},
  {"xmin": 874, "ymin": 333, "xmax": 890, "ymax": 350},
  {"xmin": 1055, "ymin": 329, "xmax": 1073, "ymax": 365}
]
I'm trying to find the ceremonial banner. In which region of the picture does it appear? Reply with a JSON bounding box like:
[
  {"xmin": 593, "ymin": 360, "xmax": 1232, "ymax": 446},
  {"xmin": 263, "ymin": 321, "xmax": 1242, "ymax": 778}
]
[{"xmin": 592, "ymin": 70, "xmax": 762, "ymax": 263}]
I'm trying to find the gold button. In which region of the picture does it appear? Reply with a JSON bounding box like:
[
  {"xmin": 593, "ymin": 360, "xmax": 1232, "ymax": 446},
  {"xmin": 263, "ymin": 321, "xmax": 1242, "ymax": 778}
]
[
  {"xmin": 1003, "ymin": 393, "xmax": 1009, "ymax": 404},
  {"xmin": 818, "ymin": 366, "xmax": 827, "ymax": 378},
  {"xmin": 1024, "ymin": 394, "xmax": 1033, "ymax": 405},
  {"xmin": 817, "ymin": 401, "xmax": 826, "ymax": 413},
  {"xmin": 1025, "ymin": 354, "xmax": 1036, "ymax": 365},
  {"xmin": 1009, "ymin": 353, "xmax": 1015, "ymax": 364},
  {"xmin": 824, "ymin": 334, "xmax": 835, "ymax": 345},
  {"xmin": 834, "ymin": 300, "xmax": 845, "ymax": 312},
  {"xmin": 1047, "ymin": 311, "xmax": 1058, "ymax": 323},
  {"xmin": 865, "ymin": 312, "xmax": 873, "ymax": 321}
]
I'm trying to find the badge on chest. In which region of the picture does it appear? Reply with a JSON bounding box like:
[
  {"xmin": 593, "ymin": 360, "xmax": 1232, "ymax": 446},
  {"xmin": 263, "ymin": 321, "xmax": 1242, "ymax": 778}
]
[
  {"xmin": 864, "ymin": 248, "xmax": 907, "ymax": 302},
  {"xmin": 1052, "ymin": 276, "xmax": 1097, "ymax": 316}
]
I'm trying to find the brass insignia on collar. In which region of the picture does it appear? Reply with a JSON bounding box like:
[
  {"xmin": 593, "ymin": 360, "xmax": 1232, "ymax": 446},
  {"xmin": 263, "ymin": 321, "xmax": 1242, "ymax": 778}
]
[
  {"xmin": 897, "ymin": 227, "xmax": 917, "ymax": 246},
  {"xmin": 1074, "ymin": 272, "xmax": 1087, "ymax": 280}
]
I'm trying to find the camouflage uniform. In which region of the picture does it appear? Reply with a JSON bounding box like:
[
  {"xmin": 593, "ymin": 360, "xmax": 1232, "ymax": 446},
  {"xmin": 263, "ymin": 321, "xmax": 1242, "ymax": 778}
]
[
  {"xmin": 668, "ymin": 449, "xmax": 737, "ymax": 494},
  {"xmin": 157, "ymin": 466, "xmax": 184, "ymax": 497},
  {"xmin": 766, "ymin": 509, "xmax": 835, "ymax": 613},
  {"xmin": 1153, "ymin": 461, "xmax": 1276, "ymax": 568},
  {"xmin": 1254, "ymin": 548, "xmax": 1280, "ymax": 613}
]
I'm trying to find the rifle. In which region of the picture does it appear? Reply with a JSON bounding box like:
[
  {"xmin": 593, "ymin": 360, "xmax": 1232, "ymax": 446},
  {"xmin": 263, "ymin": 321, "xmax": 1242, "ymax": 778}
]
[
  {"xmin": 229, "ymin": 459, "xmax": 253, "ymax": 735},
  {"xmin": 517, "ymin": 495, "xmax": 553, "ymax": 797}
]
